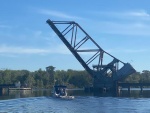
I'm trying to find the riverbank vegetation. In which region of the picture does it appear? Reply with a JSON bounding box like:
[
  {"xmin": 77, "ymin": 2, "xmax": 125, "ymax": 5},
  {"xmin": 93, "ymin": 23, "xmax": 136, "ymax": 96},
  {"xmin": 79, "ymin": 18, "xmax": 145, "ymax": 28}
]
[{"xmin": 0, "ymin": 66, "xmax": 149, "ymax": 89}]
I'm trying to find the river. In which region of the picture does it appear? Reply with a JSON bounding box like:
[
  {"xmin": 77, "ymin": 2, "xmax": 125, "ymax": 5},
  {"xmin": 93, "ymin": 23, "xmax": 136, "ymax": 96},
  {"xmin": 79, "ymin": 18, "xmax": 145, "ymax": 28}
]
[{"xmin": 0, "ymin": 89, "xmax": 150, "ymax": 113}]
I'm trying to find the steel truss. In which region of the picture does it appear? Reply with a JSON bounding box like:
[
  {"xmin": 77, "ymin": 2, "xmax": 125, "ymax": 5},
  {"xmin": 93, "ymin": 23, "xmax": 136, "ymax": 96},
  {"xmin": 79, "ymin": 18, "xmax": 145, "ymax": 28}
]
[{"xmin": 46, "ymin": 19, "xmax": 136, "ymax": 89}]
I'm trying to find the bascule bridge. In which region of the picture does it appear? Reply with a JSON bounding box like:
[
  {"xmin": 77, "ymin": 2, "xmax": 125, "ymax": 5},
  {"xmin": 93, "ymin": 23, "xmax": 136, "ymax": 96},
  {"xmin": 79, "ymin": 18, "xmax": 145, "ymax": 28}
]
[{"xmin": 46, "ymin": 19, "xmax": 136, "ymax": 91}]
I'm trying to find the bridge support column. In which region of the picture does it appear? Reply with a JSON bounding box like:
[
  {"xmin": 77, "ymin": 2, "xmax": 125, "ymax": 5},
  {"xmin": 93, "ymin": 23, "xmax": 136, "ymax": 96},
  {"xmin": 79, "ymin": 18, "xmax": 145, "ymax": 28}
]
[
  {"xmin": 140, "ymin": 86, "xmax": 143, "ymax": 92},
  {"xmin": 128, "ymin": 86, "xmax": 131, "ymax": 92},
  {"xmin": 0, "ymin": 88, "xmax": 3, "ymax": 96},
  {"xmin": 113, "ymin": 81, "xmax": 119, "ymax": 94}
]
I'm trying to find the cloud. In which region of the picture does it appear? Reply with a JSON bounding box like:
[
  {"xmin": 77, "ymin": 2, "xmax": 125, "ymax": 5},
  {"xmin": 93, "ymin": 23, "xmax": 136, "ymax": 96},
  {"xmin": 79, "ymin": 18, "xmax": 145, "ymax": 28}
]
[
  {"xmin": 91, "ymin": 10, "xmax": 150, "ymax": 20},
  {"xmin": 51, "ymin": 44, "xmax": 70, "ymax": 54},
  {"xmin": 125, "ymin": 10, "xmax": 150, "ymax": 18},
  {"xmin": 0, "ymin": 44, "xmax": 148, "ymax": 64},
  {"xmin": 106, "ymin": 22, "xmax": 150, "ymax": 36},
  {"xmin": 107, "ymin": 48, "xmax": 149, "ymax": 53},
  {"xmin": 124, "ymin": 49, "xmax": 149, "ymax": 53},
  {"xmin": 0, "ymin": 44, "xmax": 70, "ymax": 55},
  {"xmin": 77, "ymin": 10, "xmax": 150, "ymax": 36},
  {"xmin": 85, "ymin": 19, "xmax": 150, "ymax": 36},
  {"xmin": 38, "ymin": 9, "xmax": 82, "ymax": 19},
  {"xmin": 0, "ymin": 45, "xmax": 49, "ymax": 54}
]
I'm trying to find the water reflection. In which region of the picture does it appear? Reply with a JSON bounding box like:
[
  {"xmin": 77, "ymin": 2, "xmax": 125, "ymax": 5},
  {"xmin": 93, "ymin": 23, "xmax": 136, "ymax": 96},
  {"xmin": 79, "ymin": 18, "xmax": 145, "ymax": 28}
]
[
  {"xmin": 67, "ymin": 89, "xmax": 150, "ymax": 98},
  {"xmin": 0, "ymin": 89, "xmax": 52, "ymax": 100},
  {"xmin": 1, "ymin": 88, "xmax": 150, "ymax": 100},
  {"xmin": 119, "ymin": 89, "xmax": 150, "ymax": 98}
]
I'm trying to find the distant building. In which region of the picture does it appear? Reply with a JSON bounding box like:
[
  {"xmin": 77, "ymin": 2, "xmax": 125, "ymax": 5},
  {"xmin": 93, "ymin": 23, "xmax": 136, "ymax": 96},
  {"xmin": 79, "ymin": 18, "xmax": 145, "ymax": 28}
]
[{"xmin": 15, "ymin": 81, "xmax": 21, "ymax": 88}]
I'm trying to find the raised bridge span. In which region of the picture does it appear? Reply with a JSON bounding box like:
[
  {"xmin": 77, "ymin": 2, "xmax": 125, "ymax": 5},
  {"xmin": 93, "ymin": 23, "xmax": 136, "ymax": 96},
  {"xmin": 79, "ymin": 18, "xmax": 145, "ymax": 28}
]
[{"xmin": 46, "ymin": 19, "xmax": 136, "ymax": 92}]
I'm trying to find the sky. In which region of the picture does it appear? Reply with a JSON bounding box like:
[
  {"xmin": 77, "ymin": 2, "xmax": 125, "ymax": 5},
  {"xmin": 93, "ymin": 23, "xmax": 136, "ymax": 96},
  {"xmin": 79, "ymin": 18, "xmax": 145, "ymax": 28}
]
[{"xmin": 0, "ymin": 0, "xmax": 150, "ymax": 72}]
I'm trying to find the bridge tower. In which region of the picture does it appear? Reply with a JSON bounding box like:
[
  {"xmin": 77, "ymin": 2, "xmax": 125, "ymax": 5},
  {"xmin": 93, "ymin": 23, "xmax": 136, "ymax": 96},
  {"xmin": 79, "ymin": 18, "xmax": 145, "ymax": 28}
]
[{"xmin": 46, "ymin": 19, "xmax": 136, "ymax": 91}]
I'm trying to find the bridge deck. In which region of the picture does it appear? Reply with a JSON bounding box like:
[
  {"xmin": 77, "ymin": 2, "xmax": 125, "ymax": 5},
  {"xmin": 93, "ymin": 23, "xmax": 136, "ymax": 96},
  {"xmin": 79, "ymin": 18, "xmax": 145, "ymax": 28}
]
[
  {"xmin": 118, "ymin": 83, "xmax": 150, "ymax": 87},
  {"xmin": 0, "ymin": 84, "xmax": 15, "ymax": 88}
]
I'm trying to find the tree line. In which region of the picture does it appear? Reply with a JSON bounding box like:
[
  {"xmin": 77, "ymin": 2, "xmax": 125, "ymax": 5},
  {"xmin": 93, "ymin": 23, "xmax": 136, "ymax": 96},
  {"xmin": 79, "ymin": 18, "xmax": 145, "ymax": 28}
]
[
  {"xmin": 0, "ymin": 66, "xmax": 92, "ymax": 89},
  {"xmin": 0, "ymin": 66, "xmax": 150, "ymax": 88}
]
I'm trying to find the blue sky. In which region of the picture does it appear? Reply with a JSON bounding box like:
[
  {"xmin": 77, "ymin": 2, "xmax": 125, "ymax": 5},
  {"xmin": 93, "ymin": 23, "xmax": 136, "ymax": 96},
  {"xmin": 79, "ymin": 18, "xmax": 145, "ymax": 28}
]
[{"xmin": 0, "ymin": 0, "xmax": 150, "ymax": 72}]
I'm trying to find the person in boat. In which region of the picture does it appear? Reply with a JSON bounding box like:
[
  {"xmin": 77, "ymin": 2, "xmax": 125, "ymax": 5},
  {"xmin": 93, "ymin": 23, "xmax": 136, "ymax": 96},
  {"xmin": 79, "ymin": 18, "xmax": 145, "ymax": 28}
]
[
  {"xmin": 60, "ymin": 88, "xmax": 67, "ymax": 96},
  {"xmin": 54, "ymin": 85, "xmax": 67, "ymax": 97},
  {"xmin": 55, "ymin": 87, "xmax": 60, "ymax": 96}
]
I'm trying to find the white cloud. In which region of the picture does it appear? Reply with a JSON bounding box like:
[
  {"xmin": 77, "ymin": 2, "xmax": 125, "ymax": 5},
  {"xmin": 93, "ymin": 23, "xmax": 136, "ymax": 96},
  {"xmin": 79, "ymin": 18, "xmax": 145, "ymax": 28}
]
[
  {"xmin": 126, "ymin": 10, "xmax": 150, "ymax": 17},
  {"xmin": 38, "ymin": 9, "xmax": 82, "ymax": 19},
  {"xmin": 0, "ymin": 45, "xmax": 49, "ymax": 54},
  {"xmin": 124, "ymin": 49, "xmax": 148, "ymax": 53},
  {"xmin": 107, "ymin": 48, "xmax": 149, "ymax": 53},
  {"xmin": 0, "ymin": 44, "xmax": 70, "ymax": 55},
  {"xmin": 92, "ymin": 10, "xmax": 150, "ymax": 20},
  {"xmin": 51, "ymin": 44, "xmax": 70, "ymax": 54},
  {"xmin": 77, "ymin": 10, "xmax": 150, "ymax": 36},
  {"xmin": 87, "ymin": 20, "xmax": 150, "ymax": 36}
]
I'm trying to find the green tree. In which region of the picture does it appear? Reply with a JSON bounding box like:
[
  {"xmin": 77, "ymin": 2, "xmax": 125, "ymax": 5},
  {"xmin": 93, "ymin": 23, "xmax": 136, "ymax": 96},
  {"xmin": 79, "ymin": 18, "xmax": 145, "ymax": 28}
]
[
  {"xmin": 46, "ymin": 66, "xmax": 55, "ymax": 87},
  {"xmin": 3, "ymin": 70, "xmax": 11, "ymax": 84},
  {"xmin": 0, "ymin": 71, "xmax": 4, "ymax": 84},
  {"xmin": 141, "ymin": 70, "xmax": 150, "ymax": 83}
]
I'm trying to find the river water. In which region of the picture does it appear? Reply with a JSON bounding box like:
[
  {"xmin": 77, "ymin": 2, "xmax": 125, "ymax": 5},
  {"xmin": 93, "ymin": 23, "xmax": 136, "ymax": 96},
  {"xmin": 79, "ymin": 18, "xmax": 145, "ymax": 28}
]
[{"xmin": 0, "ymin": 89, "xmax": 150, "ymax": 113}]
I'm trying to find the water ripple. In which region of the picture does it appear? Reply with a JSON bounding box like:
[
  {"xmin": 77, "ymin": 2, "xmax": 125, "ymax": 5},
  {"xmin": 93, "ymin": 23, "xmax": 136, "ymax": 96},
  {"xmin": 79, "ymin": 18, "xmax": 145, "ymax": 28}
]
[{"xmin": 0, "ymin": 96, "xmax": 150, "ymax": 113}]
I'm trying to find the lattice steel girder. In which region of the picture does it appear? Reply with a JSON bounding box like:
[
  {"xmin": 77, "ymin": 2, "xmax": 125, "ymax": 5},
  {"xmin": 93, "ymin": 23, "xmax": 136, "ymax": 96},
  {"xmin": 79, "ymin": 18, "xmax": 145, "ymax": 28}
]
[{"xmin": 46, "ymin": 19, "xmax": 136, "ymax": 83}]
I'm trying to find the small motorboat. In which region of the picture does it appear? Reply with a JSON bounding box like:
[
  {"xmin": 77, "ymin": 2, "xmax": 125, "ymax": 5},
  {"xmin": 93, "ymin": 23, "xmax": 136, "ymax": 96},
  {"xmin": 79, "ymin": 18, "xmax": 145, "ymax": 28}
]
[{"xmin": 52, "ymin": 85, "xmax": 74, "ymax": 99}]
